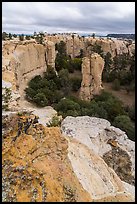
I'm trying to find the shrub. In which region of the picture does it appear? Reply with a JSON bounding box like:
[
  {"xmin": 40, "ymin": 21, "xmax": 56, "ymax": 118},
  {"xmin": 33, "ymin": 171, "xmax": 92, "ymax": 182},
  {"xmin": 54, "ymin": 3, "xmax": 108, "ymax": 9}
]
[
  {"xmin": 71, "ymin": 58, "xmax": 82, "ymax": 71},
  {"xmin": 44, "ymin": 66, "xmax": 57, "ymax": 81},
  {"xmin": 58, "ymin": 69, "xmax": 71, "ymax": 95},
  {"xmin": 33, "ymin": 93, "xmax": 48, "ymax": 107},
  {"xmin": 25, "ymin": 87, "xmax": 37, "ymax": 101},
  {"xmin": 2, "ymin": 87, "xmax": 12, "ymax": 111},
  {"xmin": 56, "ymin": 98, "xmax": 80, "ymax": 113},
  {"xmin": 113, "ymin": 115, "xmax": 135, "ymax": 141},
  {"xmin": 94, "ymin": 91, "xmax": 126, "ymax": 122},
  {"xmin": 25, "ymin": 35, "xmax": 30, "ymax": 40},
  {"xmin": 46, "ymin": 115, "xmax": 61, "ymax": 127},
  {"xmin": 125, "ymin": 104, "xmax": 135, "ymax": 121},
  {"xmin": 19, "ymin": 34, "xmax": 24, "ymax": 41},
  {"xmin": 71, "ymin": 77, "xmax": 82, "ymax": 92}
]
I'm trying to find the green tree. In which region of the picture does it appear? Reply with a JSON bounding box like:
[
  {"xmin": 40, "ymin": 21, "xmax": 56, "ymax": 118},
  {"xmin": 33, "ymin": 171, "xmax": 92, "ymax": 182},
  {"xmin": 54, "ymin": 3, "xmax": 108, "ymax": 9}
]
[
  {"xmin": 71, "ymin": 77, "xmax": 82, "ymax": 92},
  {"xmin": 56, "ymin": 98, "xmax": 80, "ymax": 115},
  {"xmin": 44, "ymin": 66, "xmax": 57, "ymax": 81},
  {"xmin": 33, "ymin": 93, "xmax": 48, "ymax": 107},
  {"xmin": 25, "ymin": 35, "xmax": 30, "ymax": 40},
  {"xmin": 113, "ymin": 115, "xmax": 135, "ymax": 141},
  {"xmin": 2, "ymin": 88, "xmax": 12, "ymax": 111},
  {"xmin": 58, "ymin": 69, "xmax": 71, "ymax": 95},
  {"xmin": 9, "ymin": 33, "xmax": 12, "ymax": 40},
  {"xmin": 13, "ymin": 34, "xmax": 17, "ymax": 38},
  {"xmin": 71, "ymin": 58, "xmax": 82, "ymax": 71},
  {"xmin": 2, "ymin": 32, "xmax": 8, "ymax": 40},
  {"xmin": 19, "ymin": 34, "xmax": 24, "ymax": 41},
  {"xmin": 92, "ymin": 33, "xmax": 95, "ymax": 39}
]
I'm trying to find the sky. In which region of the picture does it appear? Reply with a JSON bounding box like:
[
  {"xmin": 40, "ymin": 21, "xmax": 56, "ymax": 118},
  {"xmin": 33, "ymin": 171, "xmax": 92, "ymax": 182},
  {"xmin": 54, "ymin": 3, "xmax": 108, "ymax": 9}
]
[{"xmin": 2, "ymin": 2, "xmax": 135, "ymax": 35}]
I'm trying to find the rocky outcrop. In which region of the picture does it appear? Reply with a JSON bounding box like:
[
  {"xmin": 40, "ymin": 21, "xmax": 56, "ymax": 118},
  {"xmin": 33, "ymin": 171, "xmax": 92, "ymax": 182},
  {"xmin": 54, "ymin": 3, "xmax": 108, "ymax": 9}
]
[
  {"xmin": 45, "ymin": 35, "xmax": 134, "ymax": 58},
  {"xmin": 2, "ymin": 40, "xmax": 55, "ymax": 98},
  {"xmin": 2, "ymin": 113, "xmax": 91, "ymax": 202},
  {"xmin": 45, "ymin": 40, "xmax": 56, "ymax": 68},
  {"xmin": 45, "ymin": 34, "xmax": 85, "ymax": 58},
  {"xmin": 80, "ymin": 53, "xmax": 104, "ymax": 100},
  {"xmin": 2, "ymin": 112, "xmax": 135, "ymax": 202},
  {"xmin": 61, "ymin": 116, "xmax": 135, "ymax": 201}
]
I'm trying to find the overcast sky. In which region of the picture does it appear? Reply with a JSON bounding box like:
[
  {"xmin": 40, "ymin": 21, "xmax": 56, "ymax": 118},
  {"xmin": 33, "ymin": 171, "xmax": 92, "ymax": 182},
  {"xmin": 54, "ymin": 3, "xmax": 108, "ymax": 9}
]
[{"xmin": 2, "ymin": 2, "xmax": 135, "ymax": 35}]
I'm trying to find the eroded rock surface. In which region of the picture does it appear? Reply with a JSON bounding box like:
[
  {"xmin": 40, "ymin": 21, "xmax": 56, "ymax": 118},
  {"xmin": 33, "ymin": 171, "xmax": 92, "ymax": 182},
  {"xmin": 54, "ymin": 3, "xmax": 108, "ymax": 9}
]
[
  {"xmin": 2, "ymin": 113, "xmax": 135, "ymax": 202},
  {"xmin": 2, "ymin": 113, "xmax": 91, "ymax": 202},
  {"xmin": 2, "ymin": 40, "xmax": 55, "ymax": 97},
  {"xmin": 61, "ymin": 116, "xmax": 135, "ymax": 201},
  {"xmin": 80, "ymin": 53, "xmax": 104, "ymax": 101}
]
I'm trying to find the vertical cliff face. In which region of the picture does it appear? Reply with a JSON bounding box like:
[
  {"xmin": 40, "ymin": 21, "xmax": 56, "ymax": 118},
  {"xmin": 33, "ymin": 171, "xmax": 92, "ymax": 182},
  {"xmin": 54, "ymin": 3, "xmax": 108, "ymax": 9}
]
[
  {"xmin": 2, "ymin": 40, "xmax": 55, "ymax": 98},
  {"xmin": 45, "ymin": 35, "xmax": 134, "ymax": 59},
  {"xmin": 80, "ymin": 53, "xmax": 104, "ymax": 101},
  {"xmin": 45, "ymin": 34, "xmax": 85, "ymax": 58}
]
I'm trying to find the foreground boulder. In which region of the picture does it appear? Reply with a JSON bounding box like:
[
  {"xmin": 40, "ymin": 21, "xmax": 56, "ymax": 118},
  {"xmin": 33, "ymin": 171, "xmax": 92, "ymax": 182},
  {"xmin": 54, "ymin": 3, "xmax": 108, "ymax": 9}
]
[
  {"xmin": 2, "ymin": 113, "xmax": 91, "ymax": 202},
  {"xmin": 2, "ymin": 113, "xmax": 135, "ymax": 202},
  {"xmin": 61, "ymin": 116, "xmax": 135, "ymax": 201}
]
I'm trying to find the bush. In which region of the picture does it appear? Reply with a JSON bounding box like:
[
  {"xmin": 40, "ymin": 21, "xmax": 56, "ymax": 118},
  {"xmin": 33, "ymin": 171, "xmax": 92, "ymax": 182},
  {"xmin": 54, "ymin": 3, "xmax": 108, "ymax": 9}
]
[
  {"xmin": 125, "ymin": 104, "xmax": 135, "ymax": 121},
  {"xmin": 25, "ymin": 35, "xmax": 30, "ymax": 40},
  {"xmin": 56, "ymin": 98, "xmax": 81, "ymax": 113},
  {"xmin": 71, "ymin": 58, "xmax": 82, "ymax": 71},
  {"xmin": 58, "ymin": 69, "xmax": 71, "ymax": 95},
  {"xmin": 112, "ymin": 79, "xmax": 120, "ymax": 91},
  {"xmin": 46, "ymin": 115, "xmax": 61, "ymax": 127},
  {"xmin": 19, "ymin": 34, "xmax": 24, "ymax": 41},
  {"xmin": 94, "ymin": 91, "xmax": 126, "ymax": 122},
  {"xmin": 71, "ymin": 77, "xmax": 82, "ymax": 92},
  {"xmin": 25, "ymin": 87, "xmax": 37, "ymax": 101},
  {"xmin": 44, "ymin": 66, "xmax": 57, "ymax": 81},
  {"xmin": 113, "ymin": 115, "xmax": 135, "ymax": 141},
  {"xmin": 2, "ymin": 88, "xmax": 12, "ymax": 111},
  {"xmin": 33, "ymin": 93, "xmax": 48, "ymax": 107}
]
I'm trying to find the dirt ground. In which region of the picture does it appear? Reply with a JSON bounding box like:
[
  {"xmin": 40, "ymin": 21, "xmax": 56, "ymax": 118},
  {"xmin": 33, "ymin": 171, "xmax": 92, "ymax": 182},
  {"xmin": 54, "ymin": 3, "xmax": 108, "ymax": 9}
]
[{"xmin": 103, "ymin": 82, "xmax": 135, "ymax": 107}]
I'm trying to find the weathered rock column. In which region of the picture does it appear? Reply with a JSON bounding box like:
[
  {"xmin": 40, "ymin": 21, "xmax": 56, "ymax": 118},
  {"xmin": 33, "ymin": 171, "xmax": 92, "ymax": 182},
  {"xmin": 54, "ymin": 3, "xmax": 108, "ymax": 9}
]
[{"xmin": 80, "ymin": 53, "xmax": 104, "ymax": 101}]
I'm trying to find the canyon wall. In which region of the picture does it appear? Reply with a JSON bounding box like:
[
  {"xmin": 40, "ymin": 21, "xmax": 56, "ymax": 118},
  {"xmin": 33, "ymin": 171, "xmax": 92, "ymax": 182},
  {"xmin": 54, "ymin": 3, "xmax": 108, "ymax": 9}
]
[
  {"xmin": 2, "ymin": 36, "xmax": 135, "ymax": 102},
  {"xmin": 45, "ymin": 35, "xmax": 134, "ymax": 58},
  {"xmin": 2, "ymin": 40, "xmax": 55, "ymax": 97}
]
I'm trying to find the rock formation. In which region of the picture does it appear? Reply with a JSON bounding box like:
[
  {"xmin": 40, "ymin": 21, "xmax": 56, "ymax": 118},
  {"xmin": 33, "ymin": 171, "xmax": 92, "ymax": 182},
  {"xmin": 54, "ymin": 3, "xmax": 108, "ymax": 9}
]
[
  {"xmin": 2, "ymin": 113, "xmax": 91, "ymax": 202},
  {"xmin": 2, "ymin": 113, "xmax": 135, "ymax": 202},
  {"xmin": 2, "ymin": 36, "xmax": 135, "ymax": 103},
  {"xmin": 61, "ymin": 116, "xmax": 135, "ymax": 201},
  {"xmin": 2, "ymin": 40, "xmax": 55, "ymax": 98},
  {"xmin": 45, "ymin": 34, "xmax": 134, "ymax": 58},
  {"xmin": 80, "ymin": 53, "xmax": 104, "ymax": 100}
]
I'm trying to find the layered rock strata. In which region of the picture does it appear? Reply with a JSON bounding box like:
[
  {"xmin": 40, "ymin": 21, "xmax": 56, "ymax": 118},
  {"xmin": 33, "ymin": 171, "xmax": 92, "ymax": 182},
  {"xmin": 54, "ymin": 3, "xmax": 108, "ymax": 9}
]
[
  {"xmin": 45, "ymin": 35, "xmax": 135, "ymax": 58},
  {"xmin": 2, "ymin": 40, "xmax": 55, "ymax": 97}
]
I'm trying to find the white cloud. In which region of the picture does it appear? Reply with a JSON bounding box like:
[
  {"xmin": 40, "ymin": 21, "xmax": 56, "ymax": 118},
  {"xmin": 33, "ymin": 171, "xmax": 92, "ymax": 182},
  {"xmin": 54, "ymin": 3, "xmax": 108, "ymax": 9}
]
[{"xmin": 2, "ymin": 2, "xmax": 135, "ymax": 35}]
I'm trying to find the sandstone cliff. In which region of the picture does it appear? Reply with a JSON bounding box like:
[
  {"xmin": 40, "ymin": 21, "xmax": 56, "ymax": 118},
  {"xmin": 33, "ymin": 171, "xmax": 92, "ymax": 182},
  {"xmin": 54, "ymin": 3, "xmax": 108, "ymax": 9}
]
[
  {"xmin": 45, "ymin": 35, "xmax": 134, "ymax": 58},
  {"xmin": 80, "ymin": 53, "xmax": 104, "ymax": 101},
  {"xmin": 2, "ymin": 40, "xmax": 55, "ymax": 97},
  {"xmin": 2, "ymin": 36, "xmax": 135, "ymax": 102}
]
